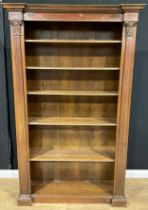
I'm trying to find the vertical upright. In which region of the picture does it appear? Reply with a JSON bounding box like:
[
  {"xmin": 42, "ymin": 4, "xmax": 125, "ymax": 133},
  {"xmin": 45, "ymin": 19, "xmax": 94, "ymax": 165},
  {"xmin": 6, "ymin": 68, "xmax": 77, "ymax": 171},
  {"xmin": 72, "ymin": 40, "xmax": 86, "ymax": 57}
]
[
  {"xmin": 113, "ymin": 5, "xmax": 144, "ymax": 207},
  {"xmin": 8, "ymin": 7, "xmax": 32, "ymax": 205}
]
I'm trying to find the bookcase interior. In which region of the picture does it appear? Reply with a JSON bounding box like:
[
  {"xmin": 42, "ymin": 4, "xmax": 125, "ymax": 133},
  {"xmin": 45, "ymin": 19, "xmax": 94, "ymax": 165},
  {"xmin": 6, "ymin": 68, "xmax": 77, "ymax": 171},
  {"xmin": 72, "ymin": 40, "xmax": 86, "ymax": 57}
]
[{"xmin": 25, "ymin": 21, "xmax": 122, "ymax": 200}]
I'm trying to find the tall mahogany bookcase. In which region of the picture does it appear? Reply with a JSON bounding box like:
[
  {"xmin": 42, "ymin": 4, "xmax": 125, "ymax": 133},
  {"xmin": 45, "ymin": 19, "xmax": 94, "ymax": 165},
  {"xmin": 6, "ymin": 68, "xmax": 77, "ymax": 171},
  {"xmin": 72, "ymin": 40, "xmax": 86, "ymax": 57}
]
[{"xmin": 4, "ymin": 3, "xmax": 145, "ymax": 207}]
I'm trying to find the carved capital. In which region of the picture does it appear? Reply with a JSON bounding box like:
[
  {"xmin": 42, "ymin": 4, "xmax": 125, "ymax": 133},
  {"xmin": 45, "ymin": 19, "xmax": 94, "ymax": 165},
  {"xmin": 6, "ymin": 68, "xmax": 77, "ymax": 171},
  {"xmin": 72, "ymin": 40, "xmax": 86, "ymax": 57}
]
[
  {"xmin": 124, "ymin": 21, "xmax": 137, "ymax": 37},
  {"xmin": 10, "ymin": 20, "xmax": 23, "ymax": 36}
]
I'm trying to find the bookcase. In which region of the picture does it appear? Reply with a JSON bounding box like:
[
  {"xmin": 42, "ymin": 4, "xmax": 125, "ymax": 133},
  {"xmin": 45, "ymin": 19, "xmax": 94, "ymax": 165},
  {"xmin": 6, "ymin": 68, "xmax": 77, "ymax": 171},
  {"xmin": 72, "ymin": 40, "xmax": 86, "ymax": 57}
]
[{"xmin": 4, "ymin": 3, "xmax": 145, "ymax": 207}]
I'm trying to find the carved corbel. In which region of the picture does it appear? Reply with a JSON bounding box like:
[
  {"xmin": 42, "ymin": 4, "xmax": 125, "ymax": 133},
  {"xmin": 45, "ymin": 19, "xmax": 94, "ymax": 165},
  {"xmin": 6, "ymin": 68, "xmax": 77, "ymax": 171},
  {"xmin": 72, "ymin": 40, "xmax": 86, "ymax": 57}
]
[
  {"xmin": 9, "ymin": 12, "xmax": 24, "ymax": 36},
  {"xmin": 124, "ymin": 21, "xmax": 137, "ymax": 37},
  {"xmin": 10, "ymin": 20, "xmax": 23, "ymax": 36}
]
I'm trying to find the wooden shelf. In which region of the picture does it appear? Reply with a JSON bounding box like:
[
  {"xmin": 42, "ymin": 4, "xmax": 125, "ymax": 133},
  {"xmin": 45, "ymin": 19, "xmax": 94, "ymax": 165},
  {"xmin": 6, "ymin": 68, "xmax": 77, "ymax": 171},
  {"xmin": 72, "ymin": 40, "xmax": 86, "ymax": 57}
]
[
  {"xmin": 25, "ymin": 39, "xmax": 122, "ymax": 44},
  {"xmin": 31, "ymin": 180, "xmax": 113, "ymax": 203},
  {"xmin": 29, "ymin": 117, "xmax": 117, "ymax": 126},
  {"xmin": 30, "ymin": 148, "xmax": 115, "ymax": 162},
  {"xmin": 27, "ymin": 90, "xmax": 118, "ymax": 96},
  {"xmin": 26, "ymin": 66, "xmax": 120, "ymax": 71}
]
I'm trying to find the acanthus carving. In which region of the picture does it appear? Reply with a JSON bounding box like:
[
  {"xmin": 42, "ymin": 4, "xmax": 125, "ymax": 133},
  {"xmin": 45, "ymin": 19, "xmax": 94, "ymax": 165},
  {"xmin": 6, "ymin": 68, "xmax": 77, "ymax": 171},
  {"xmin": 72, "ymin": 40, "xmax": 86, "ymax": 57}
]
[
  {"xmin": 124, "ymin": 22, "xmax": 137, "ymax": 37},
  {"xmin": 10, "ymin": 20, "xmax": 23, "ymax": 36}
]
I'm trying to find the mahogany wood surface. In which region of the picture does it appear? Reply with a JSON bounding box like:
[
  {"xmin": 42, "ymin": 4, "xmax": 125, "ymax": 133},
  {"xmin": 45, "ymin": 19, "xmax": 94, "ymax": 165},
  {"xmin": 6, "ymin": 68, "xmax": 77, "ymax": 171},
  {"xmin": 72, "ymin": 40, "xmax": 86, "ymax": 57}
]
[{"xmin": 3, "ymin": 3, "xmax": 145, "ymax": 206}]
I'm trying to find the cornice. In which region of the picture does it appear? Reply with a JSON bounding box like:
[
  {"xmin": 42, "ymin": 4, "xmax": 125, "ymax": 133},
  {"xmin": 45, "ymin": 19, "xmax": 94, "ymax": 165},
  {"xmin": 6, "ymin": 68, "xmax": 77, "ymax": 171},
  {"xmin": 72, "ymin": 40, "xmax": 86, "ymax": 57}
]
[{"xmin": 3, "ymin": 3, "xmax": 145, "ymax": 14}]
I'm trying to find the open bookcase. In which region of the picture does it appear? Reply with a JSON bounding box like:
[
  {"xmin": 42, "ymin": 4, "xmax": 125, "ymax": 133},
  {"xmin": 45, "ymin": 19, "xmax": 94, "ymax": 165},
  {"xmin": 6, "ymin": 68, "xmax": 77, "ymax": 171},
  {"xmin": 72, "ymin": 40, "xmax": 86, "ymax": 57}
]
[{"xmin": 4, "ymin": 4, "xmax": 145, "ymax": 207}]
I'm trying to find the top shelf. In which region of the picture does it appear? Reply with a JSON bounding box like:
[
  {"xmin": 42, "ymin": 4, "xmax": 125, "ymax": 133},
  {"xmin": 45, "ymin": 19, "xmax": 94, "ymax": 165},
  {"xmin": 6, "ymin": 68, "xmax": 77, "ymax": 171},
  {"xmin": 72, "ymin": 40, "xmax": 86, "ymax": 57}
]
[{"xmin": 25, "ymin": 39, "xmax": 122, "ymax": 44}]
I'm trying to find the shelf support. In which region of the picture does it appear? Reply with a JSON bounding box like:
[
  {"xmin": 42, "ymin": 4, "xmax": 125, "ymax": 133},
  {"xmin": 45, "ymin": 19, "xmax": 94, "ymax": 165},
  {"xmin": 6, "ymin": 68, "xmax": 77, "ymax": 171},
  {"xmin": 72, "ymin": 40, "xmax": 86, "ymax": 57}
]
[
  {"xmin": 9, "ymin": 10, "xmax": 32, "ymax": 206},
  {"xmin": 124, "ymin": 21, "xmax": 137, "ymax": 37},
  {"xmin": 113, "ymin": 10, "xmax": 139, "ymax": 207}
]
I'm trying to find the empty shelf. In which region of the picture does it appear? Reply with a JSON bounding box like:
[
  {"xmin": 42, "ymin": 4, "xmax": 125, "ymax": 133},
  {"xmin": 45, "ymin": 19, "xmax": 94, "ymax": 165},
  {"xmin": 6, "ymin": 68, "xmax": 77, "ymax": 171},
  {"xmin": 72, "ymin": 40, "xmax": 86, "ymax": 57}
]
[
  {"xmin": 25, "ymin": 39, "xmax": 122, "ymax": 44},
  {"xmin": 31, "ymin": 180, "xmax": 113, "ymax": 203},
  {"xmin": 30, "ymin": 149, "xmax": 115, "ymax": 162},
  {"xmin": 27, "ymin": 90, "xmax": 118, "ymax": 96},
  {"xmin": 26, "ymin": 66, "xmax": 120, "ymax": 71},
  {"xmin": 29, "ymin": 117, "xmax": 117, "ymax": 126}
]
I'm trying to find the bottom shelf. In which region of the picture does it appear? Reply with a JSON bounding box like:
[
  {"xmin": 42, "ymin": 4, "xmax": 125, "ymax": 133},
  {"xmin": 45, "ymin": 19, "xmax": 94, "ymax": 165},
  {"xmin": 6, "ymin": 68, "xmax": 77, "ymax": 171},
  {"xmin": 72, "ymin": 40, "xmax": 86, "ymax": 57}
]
[{"xmin": 31, "ymin": 180, "xmax": 113, "ymax": 203}]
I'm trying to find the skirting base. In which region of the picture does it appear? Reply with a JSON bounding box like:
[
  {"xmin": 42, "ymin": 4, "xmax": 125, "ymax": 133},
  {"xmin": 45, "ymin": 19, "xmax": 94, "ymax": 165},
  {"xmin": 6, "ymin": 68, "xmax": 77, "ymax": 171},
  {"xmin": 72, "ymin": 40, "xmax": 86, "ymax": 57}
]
[
  {"xmin": 17, "ymin": 194, "xmax": 32, "ymax": 206},
  {"xmin": 17, "ymin": 194, "xmax": 127, "ymax": 206},
  {"xmin": 112, "ymin": 195, "xmax": 126, "ymax": 207}
]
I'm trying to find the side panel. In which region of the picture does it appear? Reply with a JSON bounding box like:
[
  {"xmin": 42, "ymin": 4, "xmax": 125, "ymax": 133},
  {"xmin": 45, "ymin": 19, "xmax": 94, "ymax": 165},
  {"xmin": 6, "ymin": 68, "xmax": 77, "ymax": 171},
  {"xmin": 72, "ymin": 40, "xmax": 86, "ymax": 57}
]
[
  {"xmin": 113, "ymin": 13, "xmax": 138, "ymax": 207},
  {"xmin": 9, "ymin": 11, "xmax": 32, "ymax": 205}
]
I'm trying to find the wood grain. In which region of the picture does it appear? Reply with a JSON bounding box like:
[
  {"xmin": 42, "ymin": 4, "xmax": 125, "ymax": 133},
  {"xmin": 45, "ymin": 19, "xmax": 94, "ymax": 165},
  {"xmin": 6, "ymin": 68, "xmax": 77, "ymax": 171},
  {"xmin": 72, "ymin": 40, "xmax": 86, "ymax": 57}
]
[
  {"xmin": 26, "ymin": 66, "xmax": 120, "ymax": 71},
  {"xmin": 24, "ymin": 13, "xmax": 122, "ymax": 22},
  {"xmin": 31, "ymin": 180, "xmax": 113, "ymax": 203},
  {"xmin": 25, "ymin": 39, "xmax": 122, "ymax": 44},
  {"xmin": 27, "ymin": 90, "xmax": 118, "ymax": 96},
  {"xmin": 113, "ymin": 12, "xmax": 138, "ymax": 207},
  {"xmin": 30, "ymin": 162, "xmax": 114, "ymax": 182},
  {"xmin": 29, "ymin": 126, "xmax": 116, "ymax": 161},
  {"xmin": 9, "ymin": 14, "xmax": 32, "ymax": 205},
  {"xmin": 27, "ymin": 70, "xmax": 119, "ymax": 91},
  {"xmin": 26, "ymin": 44, "xmax": 121, "ymax": 68},
  {"xmin": 25, "ymin": 21, "xmax": 122, "ymax": 40},
  {"xmin": 29, "ymin": 117, "xmax": 117, "ymax": 126},
  {"xmin": 30, "ymin": 148, "xmax": 115, "ymax": 162}
]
